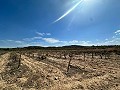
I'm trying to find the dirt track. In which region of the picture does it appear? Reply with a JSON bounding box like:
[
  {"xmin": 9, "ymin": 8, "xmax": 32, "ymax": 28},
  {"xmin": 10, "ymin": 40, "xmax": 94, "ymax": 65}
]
[{"xmin": 0, "ymin": 53, "xmax": 9, "ymax": 73}]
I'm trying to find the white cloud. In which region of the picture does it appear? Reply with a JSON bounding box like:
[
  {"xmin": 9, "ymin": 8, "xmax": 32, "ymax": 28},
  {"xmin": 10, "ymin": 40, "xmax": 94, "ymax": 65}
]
[
  {"xmin": 115, "ymin": 30, "xmax": 120, "ymax": 35},
  {"xmin": 5, "ymin": 28, "xmax": 119, "ymax": 48},
  {"xmin": 93, "ymin": 30, "xmax": 120, "ymax": 45},
  {"xmin": 46, "ymin": 33, "xmax": 51, "ymax": 35},
  {"xmin": 36, "ymin": 32, "xmax": 51, "ymax": 36},
  {"xmin": 55, "ymin": 40, "xmax": 92, "ymax": 46},
  {"xmin": 36, "ymin": 32, "xmax": 45, "ymax": 36},
  {"xmin": 104, "ymin": 38, "xmax": 120, "ymax": 45},
  {"xmin": 33, "ymin": 37, "xmax": 42, "ymax": 39},
  {"xmin": 42, "ymin": 38, "xmax": 60, "ymax": 43},
  {"xmin": 5, "ymin": 40, "xmax": 23, "ymax": 44},
  {"xmin": 105, "ymin": 39, "xmax": 108, "ymax": 41},
  {"xmin": 0, "ymin": 40, "xmax": 28, "ymax": 48},
  {"xmin": 26, "ymin": 42, "xmax": 44, "ymax": 46},
  {"xmin": 23, "ymin": 37, "xmax": 42, "ymax": 41},
  {"xmin": 115, "ymin": 30, "xmax": 120, "ymax": 33},
  {"xmin": 15, "ymin": 41, "xmax": 23, "ymax": 44},
  {"xmin": 68, "ymin": 40, "xmax": 79, "ymax": 44},
  {"xmin": 112, "ymin": 36, "xmax": 116, "ymax": 38},
  {"xmin": 79, "ymin": 41, "xmax": 92, "ymax": 46},
  {"xmin": 7, "ymin": 40, "xmax": 14, "ymax": 42},
  {"xmin": 95, "ymin": 37, "xmax": 120, "ymax": 45}
]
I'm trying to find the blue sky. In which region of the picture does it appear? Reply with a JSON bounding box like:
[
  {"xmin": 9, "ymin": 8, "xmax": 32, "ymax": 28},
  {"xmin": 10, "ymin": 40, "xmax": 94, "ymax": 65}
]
[{"xmin": 0, "ymin": 0, "xmax": 120, "ymax": 48}]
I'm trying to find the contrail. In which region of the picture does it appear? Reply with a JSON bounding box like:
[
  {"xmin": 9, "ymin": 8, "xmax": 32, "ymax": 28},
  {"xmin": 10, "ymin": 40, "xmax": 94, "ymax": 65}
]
[{"xmin": 53, "ymin": 0, "xmax": 83, "ymax": 23}]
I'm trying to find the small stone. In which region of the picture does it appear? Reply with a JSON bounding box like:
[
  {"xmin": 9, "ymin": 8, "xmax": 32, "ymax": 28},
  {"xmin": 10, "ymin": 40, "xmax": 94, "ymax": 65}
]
[{"xmin": 54, "ymin": 77, "xmax": 58, "ymax": 80}]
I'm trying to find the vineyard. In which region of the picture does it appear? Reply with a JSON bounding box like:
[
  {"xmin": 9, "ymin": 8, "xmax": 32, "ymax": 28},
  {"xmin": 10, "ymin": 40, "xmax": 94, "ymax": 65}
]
[{"xmin": 0, "ymin": 46, "xmax": 120, "ymax": 90}]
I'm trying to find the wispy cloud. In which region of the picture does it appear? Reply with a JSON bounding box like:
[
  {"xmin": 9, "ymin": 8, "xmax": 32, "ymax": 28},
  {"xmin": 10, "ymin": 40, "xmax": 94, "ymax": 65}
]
[
  {"xmin": 26, "ymin": 42, "xmax": 44, "ymax": 47},
  {"xmin": 60, "ymin": 40, "xmax": 92, "ymax": 46},
  {"xmin": 36, "ymin": 32, "xmax": 44, "ymax": 36},
  {"xmin": 115, "ymin": 30, "xmax": 120, "ymax": 35},
  {"xmin": 42, "ymin": 38, "xmax": 60, "ymax": 43},
  {"xmin": 46, "ymin": 33, "xmax": 51, "ymax": 36},
  {"xmin": 98, "ymin": 38, "xmax": 120, "ymax": 45},
  {"xmin": 23, "ymin": 37, "xmax": 42, "ymax": 41},
  {"xmin": 4, "ymin": 40, "xmax": 23, "ymax": 44},
  {"xmin": 96, "ymin": 30, "xmax": 120, "ymax": 45},
  {"xmin": 23, "ymin": 36, "xmax": 60, "ymax": 44},
  {"xmin": 53, "ymin": 0, "xmax": 83, "ymax": 23},
  {"xmin": 36, "ymin": 32, "xmax": 51, "ymax": 36},
  {"xmin": 0, "ymin": 40, "xmax": 27, "ymax": 48},
  {"xmin": 14, "ymin": 41, "xmax": 23, "ymax": 44},
  {"xmin": 2, "ymin": 28, "xmax": 119, "ymax": 48}
]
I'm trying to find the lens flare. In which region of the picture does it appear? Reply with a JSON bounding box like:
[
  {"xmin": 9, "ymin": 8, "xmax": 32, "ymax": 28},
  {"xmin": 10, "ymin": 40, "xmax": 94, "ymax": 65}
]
[{"xmin": 53, "ymin": 0, "xmax": 83, "ymax": 23}]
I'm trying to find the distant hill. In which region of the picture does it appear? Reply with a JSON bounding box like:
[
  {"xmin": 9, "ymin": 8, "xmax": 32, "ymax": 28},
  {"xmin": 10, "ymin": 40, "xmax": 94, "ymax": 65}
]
[{"xmin": 0, "ymin": 45, "xmax": 120, "ymax": 51}]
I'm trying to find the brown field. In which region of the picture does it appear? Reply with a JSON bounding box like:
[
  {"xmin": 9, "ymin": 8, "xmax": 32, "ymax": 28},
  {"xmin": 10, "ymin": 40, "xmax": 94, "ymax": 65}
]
[{"xmin": 0, "ymin": 49, "xmax": 120, "ymax": 90}]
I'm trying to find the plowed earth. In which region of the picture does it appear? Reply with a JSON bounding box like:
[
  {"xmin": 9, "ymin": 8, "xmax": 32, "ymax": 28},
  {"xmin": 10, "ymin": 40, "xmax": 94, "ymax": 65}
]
[{"xmin": 0, "ymin": 53, "xmax": 120, "ymax": 90}]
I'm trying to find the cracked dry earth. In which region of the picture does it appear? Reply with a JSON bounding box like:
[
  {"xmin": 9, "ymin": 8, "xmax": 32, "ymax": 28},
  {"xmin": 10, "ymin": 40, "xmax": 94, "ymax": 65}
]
[{"xmin": 0, "ymin": 53, "xmax": 120, "ymax": 90}]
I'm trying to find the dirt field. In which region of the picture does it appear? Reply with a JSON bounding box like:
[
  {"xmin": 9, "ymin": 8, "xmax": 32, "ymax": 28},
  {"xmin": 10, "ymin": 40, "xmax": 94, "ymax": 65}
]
[{"xmin": 0, "ymin": 52, "xmax": 120, "ymax": 90}]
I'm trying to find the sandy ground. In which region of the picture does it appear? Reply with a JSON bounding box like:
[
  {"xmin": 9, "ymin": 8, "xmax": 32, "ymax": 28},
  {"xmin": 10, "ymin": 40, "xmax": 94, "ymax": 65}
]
[{"xmin": 0, "ymin": 53, "xmax": 120, "ymax": 90}]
